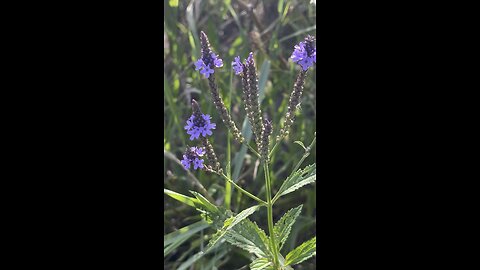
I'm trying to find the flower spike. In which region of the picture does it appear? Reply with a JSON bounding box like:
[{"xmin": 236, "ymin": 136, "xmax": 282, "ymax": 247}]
[
  {"xmin": 291, "ymin": 35, "xmax": 316, "ymax": 71},
  {"xmin": 180, "ymin": 146, "xmax": 206, "ymax": 170},
  {"xmin": 184, "ymin": 99, "xmax": 216, "ymax": 140}
]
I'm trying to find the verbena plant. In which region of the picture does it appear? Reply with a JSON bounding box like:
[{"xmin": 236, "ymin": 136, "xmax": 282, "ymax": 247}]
[{"xmin": 165, "ymin": 31, "xmax": 316, "ymax": 270}]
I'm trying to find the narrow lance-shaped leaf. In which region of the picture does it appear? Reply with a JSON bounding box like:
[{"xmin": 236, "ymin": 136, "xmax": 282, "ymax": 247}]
[
  {"xmin": 273, "ymin": 205, "xmax": 303, "ymax": 251},
  {"xmin": 163, "ymin": 221, "xmax": 210, "ymax": 256},
  {"xmin": 190, "ymin": 190, "xmax": 218, "ymax": 214},
  {"xmin": 164, "ymin": 188, "xmax": 199, "ymax": 208},
  {"xmin": 285, "ymin": 236, "xmax": 316, "ymax": 266},
  {"xmin": 274, "ymin": 164, "xmax": 316, "ymax": 202},
  {"xmin": 164, "ymin": 220, "xmax": 209, "ymax": 247},
  {"xmin": 177, "ymin": 241, "xmax": 226, "ymax": 270}
]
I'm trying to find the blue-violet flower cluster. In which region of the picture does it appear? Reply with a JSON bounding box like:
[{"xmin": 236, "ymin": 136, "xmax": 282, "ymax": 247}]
[
  {"xmin": 232, "ymin": 56, "xmax": 243, "ymax": 75},
  {"xmin": 181, "ymin": 146, "xmax": 205, "ymax": 170},
  {"xmin": 291, "ymin": 36, "xmax": 316, "ymax": 71},
  {"xmin": 195, "ymin": 52, "xmax": 223, "ymax": 79},
  {"xmin": 184, "ymin": 113, "xmax": 216, "ymax": 140},
  {"xmin": 231, "ymin": 53, "xmax": 253, "ymax": 75}
]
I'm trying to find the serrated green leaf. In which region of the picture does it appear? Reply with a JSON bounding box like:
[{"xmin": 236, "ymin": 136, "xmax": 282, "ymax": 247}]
[
  {"xmin": 190, "ymin": 190, "xmax": 218, "ymax": 213},
  {"xmin": 274, "ymin": 164, "xmax": 316, "ymax": 202},
  {"xmin": 250, "ymin": 257, "xmax": 273, "ymax": 270},
  {"xmin": 222, "ymin": 216, "xmax": 234, "ymax": 229},
  {"xmin": 285, "ymin": 236, "xmax": 316, "ymax": 266},
  {"xmin": 274, "ymin": 205, "xmax": 303, "ymax": 251},
  {"xmin": 205, "ymin": 205, "xmax": 261, "ymax": 252},
  {"xmin": 163, "ymin": 221, "xmax": 210, "ymax": 256},
  {"xmin": 228, "ymin": 205, "xmax": 260, "ymax": 229},
  {"xmin": 164, "ymin": 188, "xmax": 199, "ymax": 208},
  {"xmin": 224, "ymin": 218, "xmax": 270, "ymax": 258}
]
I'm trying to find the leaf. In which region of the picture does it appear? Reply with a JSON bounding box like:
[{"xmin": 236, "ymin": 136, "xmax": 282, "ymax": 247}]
[
  {"xmin": 163, "ymin": 221, "xmax": 210, "ymax": 256},
  {"xmin": 250, "ymin": 257, "xmax": 273, "ymax": 270},
  {"xmin": 176, "ymin": 241, "xmax": 225, "ymax": 270},
  {"xmin": 163, "ymin": 74, "xmax": 186, "ymax": 144},
  {"xmin": 277, "ymin": 0, "xmax": 285, "ymax": 14},
  {"xmin": 224, "ymin": 218, "xmax": 270, "ymax": 258},
  {"xmin": 186, "ymin": 1, "xmax": 199, "ymax": 59},
  {"xmin": 168, "ymin": 0, "xmax": 178, "ymax": 7},
  {"xmin": 164, "ymin": 220, "xmax": 209, "ymax": 247},
  {"xmin": 278, "ymin": 25, "xmax": 317, "ymax": 42},
  {"xmin": 258, "ymin": 60, "xmax": 271, "ymax": 102},
  {"xmin": 293, "ymin": 141, "xmax": 307, "ymax": 151},
  {"xmin": 177, "ymin": 250, "xmax": 206, "ymax": 270},
  {"xmin": 286, "ymin": 216, "xmax": 316, "ymax": 252},
  {"xmin": 277, "ymin": 253, "xmax": 294, "ymax": 270},
  {"xmin": 274, "ymin": 205, "xmax": 303, "ymax": 251},
  {"xmin": 274, "ymin": 164, "xmax": 316, "ymax": 202},
  {"xmin": 164, "ymin": 188, "xmax": 199, "ymax": 208},
  {"xmin": 203, "ymin": 247, "xmax": 229, "ymax": 270},
  {"xmin": 190, "ymin": 191, "xmax": 218, "ymax": 214},
  {"xmin": 285, "ymin": 236, "xmax": 316, "ymax": 266},
  {"xmin": 205, "ymin": 205, "xmax": 261, "ymax": 252},
  {"xmin": 250, "ymin": 254, "xmax": 293, "ymax": 270}
]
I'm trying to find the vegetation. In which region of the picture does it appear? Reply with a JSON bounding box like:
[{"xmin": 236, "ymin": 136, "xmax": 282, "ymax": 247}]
[{"xmin": 164, "ymin": 1, "xmax": 316, "ymax": 269}]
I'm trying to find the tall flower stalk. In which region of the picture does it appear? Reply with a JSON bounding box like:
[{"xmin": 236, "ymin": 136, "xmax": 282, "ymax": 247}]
[
  {"xmin": 199, "ymin": 31, "xmax": 245, "ymax": 144},
  {"xmin": 271, "ymin": 35, "xmax": 316, "ymax": 158},
  {"xmin": 171, "ymin": 32, "xmax": 317, "ymax": 270}
]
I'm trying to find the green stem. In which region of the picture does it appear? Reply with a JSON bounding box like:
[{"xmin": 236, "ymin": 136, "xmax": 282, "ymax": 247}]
[
  {"xmin": 264, "ymin": 162, "xmax": 279, "ymax": 269},
  {"xmin": 292, "ymin": 135, "xmax": 316, "ymax": 173},
  {"xmin": 244, "ymin": 141, "xmax": 261, "ymax": 158},
  {"xmin": 225, "ymin": 132, "xmax": 232, "ymax": 209},
  {"xmin": 268, "ymin": 141, "xmax": 280, "ymax": 159},
  {"xmin": 219, "ymin": 172, "xmax": 267, "ymax": 206}
]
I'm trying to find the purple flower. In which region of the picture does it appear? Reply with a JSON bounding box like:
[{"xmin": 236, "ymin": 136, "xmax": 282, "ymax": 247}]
[
  {"xmin": 193, "ymin": 158, "xmax": 204, "ymax": 170},
  {"xmin": 180, "ymin": 146, "xmax": 205, "ymax": 170},
  {"xmin": 291, "ymin": 42, "xmax": 307, "ymax": 62},
  {"xmin": 232, "ymin": 53, "xmax": 254, "ymax": 75},
  {"xmin": 200, "ymin": 65, "xmax": 214, "ymax": 78},
  {"xmin": 291, "ymin": 36, "xmax": 316, "ymax": 71},
  {"xmin": 195, "ymin": 51, "xmax": 224, "ymax": 78},
  {"xmin": 211, "ymin": 53, "xmax": 223, "ymax": 67},
  {"xmin": 194, "ymin": 59, "xmax": 205, "ymax": 70},
  {"xmin": 232, "ymin": 56, "xmax": 243, "ymax": 75},
  {"xmin": 194, "ymin": 147, "xmax": 206, "ymax": 156},
  {"xmin": 184, "ymin": 113, "xmax": 216, "ymax": 140},
  {"xmin": 298, "ymin": 56, "xmax": 314, "ymax": 71},
  {"xmin": 246, "ymin": 52, "xmax": 253, "ymax": 63}
]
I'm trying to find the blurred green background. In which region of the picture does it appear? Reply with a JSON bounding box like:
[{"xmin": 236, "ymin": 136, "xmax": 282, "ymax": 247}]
[{"xmin": 164, "ymin": 0, "xmax": 316, "ymax": 269}]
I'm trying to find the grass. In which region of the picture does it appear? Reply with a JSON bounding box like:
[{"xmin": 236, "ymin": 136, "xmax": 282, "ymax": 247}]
[{"xmin": 164, "ymin": 1, "xmax": 316, "ymax": 269}]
